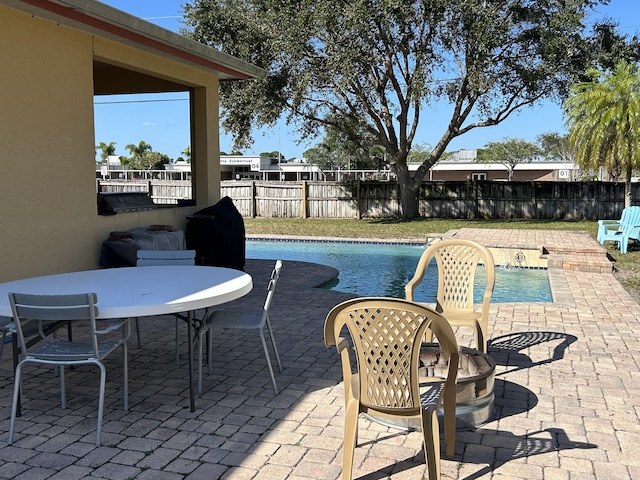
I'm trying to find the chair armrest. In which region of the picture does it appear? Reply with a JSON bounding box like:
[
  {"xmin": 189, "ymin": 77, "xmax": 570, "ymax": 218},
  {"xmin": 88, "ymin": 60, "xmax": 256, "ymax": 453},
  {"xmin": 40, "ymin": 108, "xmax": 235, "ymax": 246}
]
[
  {"xmin": 0, "ymin": 320, "xmax": 16, "ymax": 333},
  {"xmin": 335, "ymin": 336, "xmax": 350, "ymax": 353},
  {"xmin": 95, "ymin": 319, "xmax": 128, "ymax": 335},
  {"xmin": 600, "ymin": 222, "xmax": 621, "ymax": 229}
]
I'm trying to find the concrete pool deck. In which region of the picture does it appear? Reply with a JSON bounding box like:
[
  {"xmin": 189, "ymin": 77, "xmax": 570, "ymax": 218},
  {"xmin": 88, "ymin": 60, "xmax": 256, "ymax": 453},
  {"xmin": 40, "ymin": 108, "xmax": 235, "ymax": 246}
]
[{"xmin": 0, "ymin": 228, "xmax": 639, "ymax": 479}]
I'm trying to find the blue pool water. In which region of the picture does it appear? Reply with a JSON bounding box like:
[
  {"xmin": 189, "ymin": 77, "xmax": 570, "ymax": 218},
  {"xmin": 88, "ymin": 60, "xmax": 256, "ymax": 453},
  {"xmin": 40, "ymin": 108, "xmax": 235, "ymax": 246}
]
[{"xmin": 246, "ymin": 239, "xmax": 552, "ymax": 303}]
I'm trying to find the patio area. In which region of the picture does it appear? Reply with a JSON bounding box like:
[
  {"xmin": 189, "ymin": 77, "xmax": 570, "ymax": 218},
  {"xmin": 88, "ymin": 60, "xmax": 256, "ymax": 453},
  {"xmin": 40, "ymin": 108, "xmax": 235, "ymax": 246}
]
[{"xmin": 0, "ymin": 229, "xmax": 639, "ymax": 479}]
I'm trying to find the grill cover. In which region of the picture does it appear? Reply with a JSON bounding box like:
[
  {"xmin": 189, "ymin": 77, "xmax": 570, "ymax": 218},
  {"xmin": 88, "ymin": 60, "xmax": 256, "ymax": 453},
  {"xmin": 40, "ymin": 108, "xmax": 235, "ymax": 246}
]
[{"xmin": 186, "ymin": 197, "xmax": 245, "ymax": 270}]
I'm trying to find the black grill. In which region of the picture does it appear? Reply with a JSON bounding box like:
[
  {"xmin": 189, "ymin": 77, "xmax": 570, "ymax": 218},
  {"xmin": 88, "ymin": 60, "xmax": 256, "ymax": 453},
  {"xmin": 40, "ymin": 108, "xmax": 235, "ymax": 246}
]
[{"xmin": 97, "ymin": 192, "xmax": 157, "ymax": 215}]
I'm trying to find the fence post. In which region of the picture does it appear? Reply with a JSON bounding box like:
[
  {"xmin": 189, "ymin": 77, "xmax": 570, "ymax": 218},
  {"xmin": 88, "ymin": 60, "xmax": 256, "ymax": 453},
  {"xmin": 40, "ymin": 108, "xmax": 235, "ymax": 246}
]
[
  {"xmin": 251, "ymin": 181, "xmax": 256, "ymax": 218},
  {"xmin": 356, "ymin": 180, "xmax": 361, "ymax": 219},
  {"xmin": 301, "ymin": 180, "xmax": 308, "ymax": 218},
  {"xmin": 474, "ymin": 180, "xmax": 479, "ymax": 219}
]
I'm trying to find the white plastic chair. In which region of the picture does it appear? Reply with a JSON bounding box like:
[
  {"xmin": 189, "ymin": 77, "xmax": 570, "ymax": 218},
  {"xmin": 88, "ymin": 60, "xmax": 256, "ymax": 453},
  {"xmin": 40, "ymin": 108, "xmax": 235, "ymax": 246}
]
[
  {"xmin": 7, "ymin": 292, "xmax": 129, "ymax": 446},
  {"xmin": 405, "ymin": 239, "xmax": 495, "ymax": 353},
  {"xmin": 199, "ymin": 260, "xmax": 283, "ymax": 394},
  {"xmin": 324, "ymin": 297, "xmax": 460, "ymax": 480},
  {"xmin": 135, "ymin": 249, "xmax": 196, "ymax": 362}
]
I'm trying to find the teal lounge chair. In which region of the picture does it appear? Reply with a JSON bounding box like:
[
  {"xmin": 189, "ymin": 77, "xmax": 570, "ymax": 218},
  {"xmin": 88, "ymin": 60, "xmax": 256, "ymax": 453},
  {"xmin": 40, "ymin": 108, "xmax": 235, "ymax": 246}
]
[{"xmin": 597, "ymin": 206, "xmax": 640, "ymax": 253}]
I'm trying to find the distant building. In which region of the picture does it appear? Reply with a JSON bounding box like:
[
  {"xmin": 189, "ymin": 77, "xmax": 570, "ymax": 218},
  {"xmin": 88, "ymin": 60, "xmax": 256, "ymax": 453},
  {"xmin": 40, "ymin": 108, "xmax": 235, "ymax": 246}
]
[
  {"xmin": 101, "ymin": 150, "xmax": 579, "ymax": 183},
  {"xmin": 412, "ymin": 149, "xmax": 577, "ymax": 182},
  {"xmin": 219, "ymin": 155, "xmax": 322, "ymax": 181}
]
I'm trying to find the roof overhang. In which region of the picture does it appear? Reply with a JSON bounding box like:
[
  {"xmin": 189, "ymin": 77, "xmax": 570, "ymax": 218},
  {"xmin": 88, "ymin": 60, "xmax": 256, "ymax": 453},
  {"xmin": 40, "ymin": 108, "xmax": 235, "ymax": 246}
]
[{"xmin": 1, "ymin": 0, "xmax": 266, "ymax": 81}]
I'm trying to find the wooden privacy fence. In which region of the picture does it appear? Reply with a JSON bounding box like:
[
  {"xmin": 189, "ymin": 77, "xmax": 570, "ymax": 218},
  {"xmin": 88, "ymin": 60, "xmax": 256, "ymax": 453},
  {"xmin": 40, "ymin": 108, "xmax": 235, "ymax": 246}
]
[
  {"xmin": 96, "ymin": 180, "xmax": 192, "ymax": 205},
  {"xmin": 221, "ymin": 180, "xmax": 639, "ymax": 220},
  {"xmin": 96, "ymin": 179, "xmax": 637, "ymax": 220}
]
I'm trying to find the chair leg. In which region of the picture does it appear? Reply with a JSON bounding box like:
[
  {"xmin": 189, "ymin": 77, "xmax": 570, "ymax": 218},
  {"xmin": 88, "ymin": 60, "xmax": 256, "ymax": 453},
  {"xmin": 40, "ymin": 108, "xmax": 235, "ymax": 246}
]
[
  {"xmin": 96, "ymin": 362, "xmax": 107, "ymax": 446},
  {"xmin": 135, "ymin": 318, "xmax": 142, "ymax": 349},
  {"xmin": 59, "ymin": 365, "xmax": 66, "ymax": 409},
  {"xmin": 122, "ymin": 340, "xmax": 129, "ymax": 411},
  {"xmin": 265, "ymin": 317, "xmax": 283, "ymax": 372},
  {"xmin": 196, "ymin": 328, "xmax": 205, "ymax": 394},
  {"xmin": 258, "ymin": 327, "xmax": 278, "ymax": 395},
  {"xmin": 476, "ymin": 326, "xmax": 487, "ymax": 354},
  {"xmin": 175, "ymin": 317, "xmax": 180, "ymax": 366},
  {"xmin": 442, "ymin": 387, "xmax": 457, "ymax": 459},
  {"xmin": 424, "ymin": 328, "xmax": 434, "ymax": 343},
  {"xmin": 207, "ymin": 328, "xmax": 213, "ymax": 375},
  {"xmin": 421, "ymin": 408, "xmax": 441, "ymax": 480},
  {"xmin": 0, "ymin": 330, "xmax": 6, "ymax": 361},
  {"xmin": 342, "ymin": 398, "xmax": 359, "ymax": 480},
  {"xmin": 8, "ymin": 361, "xmax": 25, "ymax": 444}
]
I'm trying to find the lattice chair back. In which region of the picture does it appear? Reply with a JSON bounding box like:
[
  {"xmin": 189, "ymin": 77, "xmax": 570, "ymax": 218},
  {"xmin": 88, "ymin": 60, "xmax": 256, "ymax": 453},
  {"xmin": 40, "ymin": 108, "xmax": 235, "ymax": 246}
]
[
  {"xmin": 324, "ymin": 297, "xmax": 459, "ymax": 479},
  {"xmin": 405, "ymin": 239, "xmax": 495, "ymax": 352}
]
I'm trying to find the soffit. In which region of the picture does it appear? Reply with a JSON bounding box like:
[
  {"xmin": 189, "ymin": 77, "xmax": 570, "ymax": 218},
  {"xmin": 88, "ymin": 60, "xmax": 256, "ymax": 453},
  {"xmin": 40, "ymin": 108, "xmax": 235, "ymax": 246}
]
[{"xmin": 1, "ymin": 0, "xmax": 266, "ymax": 81}]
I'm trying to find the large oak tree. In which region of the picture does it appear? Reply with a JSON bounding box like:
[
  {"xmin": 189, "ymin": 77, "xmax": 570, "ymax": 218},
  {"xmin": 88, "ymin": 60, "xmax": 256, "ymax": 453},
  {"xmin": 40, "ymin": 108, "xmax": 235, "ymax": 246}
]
[{"xmin": 183, "ymin": 0, "xmax": 607, "ymax": 218}]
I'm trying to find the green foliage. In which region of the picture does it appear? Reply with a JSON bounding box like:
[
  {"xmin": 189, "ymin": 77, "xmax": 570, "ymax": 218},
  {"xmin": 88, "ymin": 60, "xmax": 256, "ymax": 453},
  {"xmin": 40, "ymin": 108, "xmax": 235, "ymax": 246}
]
[
  {"xmin": 564, "ymin": 61, "xmax": 640, "ymax": 205},
  {"xmin": 122, "ymin": 141, "xmax": 170, "ymax": 170},
  {"xmin": 583, "ymin": 21, "xmax": 640, "ymax": 73},
  {"xmin": 304, "ymin": 124, "xmax": 380, "ymax": 170},
  {"xmin": 259, "ymin": 151, "xmax": 285, "ymax": 160},
  {"xmin": 536, "ymin": 132, "xmax": 574, "ymax": 162},
  {"xmin": 183, "ymin": 0, "xmax": 609, "ymax": 217},
  {"xmin": 407, "ymin": 144, "xmax": 431, "ymax": 164},
  {"xmin": 96, "ymin": 141, "xmax": 116, "ymax": 163},
  {"xmin": 181, "ymin": 146, "xmax": 191, "ymax": 163},
  {"xmin": 243, "ymin": 217, "xmax": 599, "ymax": 239},
  {"xmin": 476, "ymin": 138, "xmax": 542, "ymax": 181}
]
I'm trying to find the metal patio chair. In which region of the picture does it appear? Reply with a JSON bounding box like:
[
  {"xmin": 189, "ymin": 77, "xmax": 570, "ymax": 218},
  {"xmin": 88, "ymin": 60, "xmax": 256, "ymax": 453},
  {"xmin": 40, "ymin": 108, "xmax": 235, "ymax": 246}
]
[
  {"xmin": 135, "ymin": 249, "xmax": 196, "ymax": 360},
  {"xmin": 7, "ymin": 292, "xmax": 129, "ymax": 446},
  {"xmin": 324, "ymin": 297, "xmax": 459, "ymax": 480},
  {"xmin": 405, "ymin": 239, "xmax": 495, "ymax": 353},
  {"xmin": 199, "ymin": 260, "xmax": 283, "ymax": 394}
]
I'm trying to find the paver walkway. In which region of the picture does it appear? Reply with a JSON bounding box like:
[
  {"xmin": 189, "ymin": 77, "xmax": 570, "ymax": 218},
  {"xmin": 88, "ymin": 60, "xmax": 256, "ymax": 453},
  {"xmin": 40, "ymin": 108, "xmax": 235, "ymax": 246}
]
[{"xmin": 0, "ymin": 229, "xmax": 638, "ymax": 479}]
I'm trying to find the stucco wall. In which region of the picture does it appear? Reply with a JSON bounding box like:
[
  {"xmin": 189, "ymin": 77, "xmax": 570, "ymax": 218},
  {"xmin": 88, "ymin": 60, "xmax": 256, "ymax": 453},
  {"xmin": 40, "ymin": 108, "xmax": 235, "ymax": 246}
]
[{"xmin": 0, "ymin": 7, "xmax": 220, "ymax": 282}]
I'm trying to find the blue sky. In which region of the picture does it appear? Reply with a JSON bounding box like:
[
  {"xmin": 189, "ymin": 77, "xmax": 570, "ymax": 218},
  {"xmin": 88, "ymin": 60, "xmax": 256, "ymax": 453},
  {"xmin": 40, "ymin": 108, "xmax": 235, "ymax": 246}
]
[{"xmin": 96, "ymin": 0, "xmax": 640, "ymax": 161}]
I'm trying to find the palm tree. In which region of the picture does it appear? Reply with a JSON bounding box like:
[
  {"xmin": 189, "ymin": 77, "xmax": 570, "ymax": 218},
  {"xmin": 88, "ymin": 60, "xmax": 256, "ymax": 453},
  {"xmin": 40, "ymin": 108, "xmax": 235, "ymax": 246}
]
[
  {"xmin": 181, "ymin": 146, "xmax": 191, "ymax": 163},
  {"xmin": 96, "ymin": 141, "xmax": 116, "ymax": 163},
  {"xmin": 125, "ymin": 140, "xmax": 152, "ymax": 159},
  {"xmin": 564, "ymin": 62, "xmax": 640, "ymax": 207}
]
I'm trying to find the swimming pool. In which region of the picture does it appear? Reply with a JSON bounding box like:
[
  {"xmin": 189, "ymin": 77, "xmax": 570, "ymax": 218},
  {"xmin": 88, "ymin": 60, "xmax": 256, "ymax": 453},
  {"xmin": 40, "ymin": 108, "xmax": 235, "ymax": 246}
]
[{"xmin": 246, "ymin": 239, "xmax": 552, "ymax": 303}]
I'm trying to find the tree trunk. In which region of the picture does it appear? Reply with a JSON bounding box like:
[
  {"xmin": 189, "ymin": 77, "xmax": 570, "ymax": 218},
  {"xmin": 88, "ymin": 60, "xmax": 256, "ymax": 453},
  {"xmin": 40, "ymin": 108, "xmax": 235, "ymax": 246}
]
[
  {"xmin": 397, "ymin": 165, "xmax": 420, "ymax": 219},
  {"xmin": 625, "ymin": 167, "xmax": 633, "ymax": 207}
]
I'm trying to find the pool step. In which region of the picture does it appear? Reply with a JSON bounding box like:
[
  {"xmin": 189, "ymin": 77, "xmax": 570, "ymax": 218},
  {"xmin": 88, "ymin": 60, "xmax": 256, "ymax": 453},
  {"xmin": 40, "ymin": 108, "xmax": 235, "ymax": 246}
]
[
  {"xmin": 444, "ymin": 228, "xmax": 613, "ymax": 274},
  {"xmin": 543, "ymin": 252, "xmax": 612, "ymax": 273}
]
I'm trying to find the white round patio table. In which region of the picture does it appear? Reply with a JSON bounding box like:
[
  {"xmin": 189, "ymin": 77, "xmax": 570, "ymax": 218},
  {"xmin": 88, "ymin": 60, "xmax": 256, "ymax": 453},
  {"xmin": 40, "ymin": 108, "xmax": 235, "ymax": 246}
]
[{"xmin": 0, "ymin": 266, "xmax": 253, "ymax": 411}]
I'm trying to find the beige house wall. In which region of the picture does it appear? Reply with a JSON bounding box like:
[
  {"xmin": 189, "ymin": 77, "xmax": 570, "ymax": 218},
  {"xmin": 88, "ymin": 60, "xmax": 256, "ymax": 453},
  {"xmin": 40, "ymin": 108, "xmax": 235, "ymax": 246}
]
[
  {"xmin": 0, "ymin": 6, "xmax": 222, "ymax": 282},
  {"xmin": 429, "ymin": 168, "xmax": 561, "ymax": 182}
]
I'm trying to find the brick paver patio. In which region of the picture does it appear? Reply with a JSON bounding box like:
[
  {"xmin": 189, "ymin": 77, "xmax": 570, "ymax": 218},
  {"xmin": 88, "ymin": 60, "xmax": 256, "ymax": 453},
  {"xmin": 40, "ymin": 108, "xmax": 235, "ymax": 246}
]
[{"xmin": 0, "ymin": 229, "xmax": 638, "ymax": 479}]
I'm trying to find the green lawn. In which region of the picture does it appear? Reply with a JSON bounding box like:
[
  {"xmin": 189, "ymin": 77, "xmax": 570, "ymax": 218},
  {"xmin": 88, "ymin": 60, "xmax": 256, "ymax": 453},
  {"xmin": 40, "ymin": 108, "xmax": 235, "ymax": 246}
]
[
  {"xmin": 243, "ymin": 217, "xmax": 599, "ymax": 239},
  {"xmin": 243, "ymin": 217, "xmax": 640, "ymax": 300}
]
